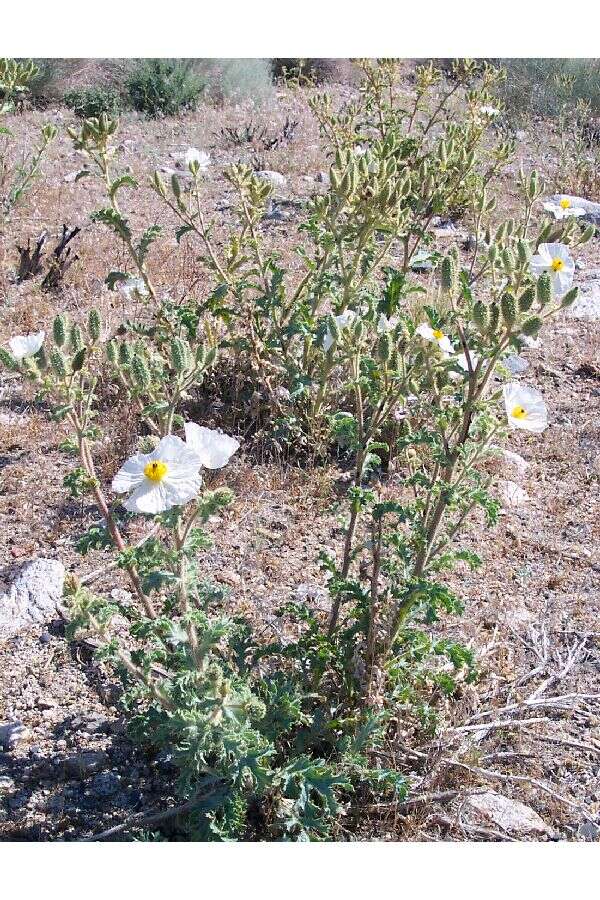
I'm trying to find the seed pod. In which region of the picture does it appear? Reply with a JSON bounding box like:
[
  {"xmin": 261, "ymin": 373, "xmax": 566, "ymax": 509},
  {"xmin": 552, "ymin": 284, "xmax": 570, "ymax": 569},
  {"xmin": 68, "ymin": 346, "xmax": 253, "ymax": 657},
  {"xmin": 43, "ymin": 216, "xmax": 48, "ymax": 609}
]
[
  {"xmin": 195, "ymin": 344, "xmax": 207, "ymax": 368},
  {"xmin": 0, "ymin": 347, "xmax": 18, "ymax": 370},
  {"xmin": 488, "ymin": 302, "xmax": 500, "ymax": 336},
  {"xmin": 377, "ymin": 332, "xmax": 392, "ymax": 363},
  {"xmin": 473, "ymin": 300, "xmax": 488, "ymax": 334},
  {"xmin": 71, "ymin": 348, "xmax": 87, "ymax": 373},
  {"xmin": 536, "ymin": 271, "xmax": 552, "ymax": 307},
  {"xmin": 521, "ymin": 316, "xmax": 543, "ymax": 337},
  {"xmin": 53, "ymin": 314, "xmax": 67, "ymax": 347},
  {"xmin": 88, "ymin": 309, "xmax": 101, "ymax": 342},
  {"xmin": 560, "ymin": 286, "xmax": 579, "ymax": 308},
  {"xmin": 118, "ymin": 342, "xmax": 132, "ymax": 366},
  {"xmin": 50, "ymin": 349, "xmax": 67, "ymax": 378},
  {"xmin": 518, "ymin": 286, "xmax": 535, "ymax": 312},
  {"xmin": 440, "ymin": 255, "xmax": 456, "ymax": 293},
  {"xmin": 131, "ymin": 354, "xmax": 151, "ymax": 389},
  {"xmin": 70, "ymin": 324, "xmax": 84, "ymax": 353},
  {"xmin": 106, "ymin": 340, "xmax": 117, "ymax": 364},
  {"xmin": 170, "ymin": 338, "xmax": 188, "ymax": 374},
  {"xmin": 501, "ymin": 248, "xmax": 514, "ymax": 271},
  {"xmin": 500, "ymin": 292, "xmax": 517, "ymax": 328},
  {"xmin": 516, "ymin": 240, "xmax": 530, "ymax": 266}
]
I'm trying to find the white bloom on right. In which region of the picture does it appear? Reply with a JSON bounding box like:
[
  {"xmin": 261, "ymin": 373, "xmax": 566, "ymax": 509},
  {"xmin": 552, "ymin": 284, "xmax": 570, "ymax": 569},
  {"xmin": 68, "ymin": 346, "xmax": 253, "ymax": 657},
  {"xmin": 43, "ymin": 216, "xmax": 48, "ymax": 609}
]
[
  {"xmin": 112, "ymin": 434, "xmax": 202, "ymax": 515},
  {"xmin": 415, "ymin": 323, "xmax": 454, "ymax": 354},
  {"xmin": 503, "ymin": 382, "xmax": 548, "ymax": 433},
  {"xmin": 530, "ymin": 242, "xmax": 574, "ymax": 297},
  {"xmin": 119, "ymin": 276, "xmax": 149, "ymax": 300},
  {"xmin": 8, "ymin": 331, "xmax": 45, "ymax": 360},
  {"xmin": 323, "ymin": 310, "xmax": 356, "ymax": 351},
  {"xmin": 184, "ymin": 148, "xmax": 211, "ymax": 171},
  {"xmin": 184, "ymin": 423, "xmax": 240, "ymax": 469},
  {"xmin": 543, "ymin": 198, "xmax": 586, "ymax": 221}
]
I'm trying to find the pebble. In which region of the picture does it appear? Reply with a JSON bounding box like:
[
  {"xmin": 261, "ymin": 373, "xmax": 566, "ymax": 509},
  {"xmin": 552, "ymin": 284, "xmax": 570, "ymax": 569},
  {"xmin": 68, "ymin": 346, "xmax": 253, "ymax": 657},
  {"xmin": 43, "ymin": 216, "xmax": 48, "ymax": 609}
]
[
  {"xmin": 90, "ymin": 771, "xmax": 121, "ymax": 798},
  {"xmin": 62, "ymin": 751, "xmax": 109, "ymax": 779},
  {"xmin": 0, "ymin": 721, "xmax": 29, "ymax": 751}
]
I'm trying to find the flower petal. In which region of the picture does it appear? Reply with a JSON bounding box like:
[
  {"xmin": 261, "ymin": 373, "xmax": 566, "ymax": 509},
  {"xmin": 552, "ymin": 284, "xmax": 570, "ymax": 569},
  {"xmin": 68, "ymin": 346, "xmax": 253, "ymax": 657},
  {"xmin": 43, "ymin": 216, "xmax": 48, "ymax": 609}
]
[
  {"xmin": 184, "ymin": 424, "xmax": 240, "ymax": 469},
  {"xmin": 112, "ymin": 454, "xmax": 147, "ymax": 493}
]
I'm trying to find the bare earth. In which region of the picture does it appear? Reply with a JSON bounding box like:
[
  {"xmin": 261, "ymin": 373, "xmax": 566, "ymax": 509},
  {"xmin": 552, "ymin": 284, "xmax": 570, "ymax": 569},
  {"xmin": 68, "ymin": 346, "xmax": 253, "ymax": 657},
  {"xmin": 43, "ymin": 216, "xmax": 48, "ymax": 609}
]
[{"xmin": 1, "ymin": 78, "xmax": 599, "ymax": 841}]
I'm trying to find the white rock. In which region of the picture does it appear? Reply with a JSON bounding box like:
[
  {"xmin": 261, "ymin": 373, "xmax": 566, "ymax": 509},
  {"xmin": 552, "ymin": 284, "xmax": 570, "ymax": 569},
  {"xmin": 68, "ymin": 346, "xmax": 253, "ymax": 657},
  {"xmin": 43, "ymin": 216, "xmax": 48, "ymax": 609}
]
[
  {"xmin": 255, "ymin": 170, "xmax": 287, "ymax": 189},
  {"xmin": 499, "ymin": 449, "xmax": 529, "ymax": 478},
  {"xmin": 566, "ymin": 279, "xmax": 600, "ymax": 321},
  {"xmin": 0, "ymin": 720, "xmax": 29, "ymax": 751},
  {"xmin": 0, "ymin": 558, "xmax": 65, "ymax": 640},
  {"xmin": 466, "ymin": 791, "xmax": 552, "ymax": 836},
  {"xmin": 504, "ymin": 355, "xmax": 529, "ymax": 375},
  {"xmin": 498, "ymin": 479, "xmax": 529, "ymax": 508}
]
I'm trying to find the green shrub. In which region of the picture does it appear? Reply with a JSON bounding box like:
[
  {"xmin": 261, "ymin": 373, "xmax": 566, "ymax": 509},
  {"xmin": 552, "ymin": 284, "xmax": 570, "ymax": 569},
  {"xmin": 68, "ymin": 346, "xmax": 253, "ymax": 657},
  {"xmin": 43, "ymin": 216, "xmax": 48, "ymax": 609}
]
[
  {"xmin": 126, "ymin": 59, "xmax": 205, "ymax": 117},
  {"xmin": 64, "ymin": 86, "xmax": 122, "ymax": 119},
  {"xmin": 499, "ymin": 58, "xmax": 600, "ymax": 123}
]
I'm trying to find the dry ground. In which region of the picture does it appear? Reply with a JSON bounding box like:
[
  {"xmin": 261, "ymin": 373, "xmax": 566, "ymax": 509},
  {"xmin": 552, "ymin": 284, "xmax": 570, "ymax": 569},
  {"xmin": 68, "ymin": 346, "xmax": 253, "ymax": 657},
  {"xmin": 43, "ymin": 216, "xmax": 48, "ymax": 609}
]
[{"xmin": 0, "ymin": 75, "xmax": 599, "ymax": 841}]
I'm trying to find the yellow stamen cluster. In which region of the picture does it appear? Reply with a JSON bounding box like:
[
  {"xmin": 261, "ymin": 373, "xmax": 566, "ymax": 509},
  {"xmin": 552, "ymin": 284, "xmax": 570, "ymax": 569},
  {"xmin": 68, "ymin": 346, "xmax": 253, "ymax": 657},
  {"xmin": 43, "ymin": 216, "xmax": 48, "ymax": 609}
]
[
  {"xmin": 551, "ymin": 258, "xmax": 565, "ymax": 272},
  {"xmin": 144, "ymin": 460, "xmax": 168, "ymax": 482},
  {"xmin": 432, "ymin": 328, "xmax": 444, "ymax": 340},
  {"xmin": 559, "ymin": 198, "xmax": 571, "ymax": 209},
  {"xmin": 511, "ymin": 405, "xmax": 528, "ymax": 420}
]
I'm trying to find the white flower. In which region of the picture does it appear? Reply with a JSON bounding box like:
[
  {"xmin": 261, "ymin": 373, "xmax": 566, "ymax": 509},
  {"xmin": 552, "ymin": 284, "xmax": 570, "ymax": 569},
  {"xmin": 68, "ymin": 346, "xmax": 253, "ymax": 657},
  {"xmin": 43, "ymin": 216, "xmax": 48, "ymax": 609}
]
[
  {"xmin": 543, "ymin": 198, "xmax": 586, "ymax": 221},
  {"xmin": 184, "ymin": 148, "xmax": 211, "ymax": 171},
  {"xmin": 530, "ymin": 242, "xmax": 574, "ymax": 297},
  {"xmin": 323, "ymin": 310, "xmax": 356, "ymax": 351},
  {"xmin": 112, "ymin": 434, "xmax": 202, "ymax": 514},
  {"xmin": 503, "ymin": 382, "xmax": 548, "ymax": 433},
  {"xmin": 119, "ymin": 277, "xmax": 149, "ymax": 300},
  {"xmin": 184, "ymin": 423, "xmax": 240, "ymax": 469},
  {"xmin": 8, "ymin": 331, "xmax": 45, "ymax": 360},
  {"xmin": 480, "ymin": 105, "xmax": 501, "ymax": 117},
  {"xmin": 455, "ymin": 350, "xmax": 479, "ymax": 372},
  {"xmin": 377, "ymin": 313, "xmax": 399, "ymax": 334},
  {"xmin": 415, "ymin": 323, "xmax": 454, "ymax": 354}
]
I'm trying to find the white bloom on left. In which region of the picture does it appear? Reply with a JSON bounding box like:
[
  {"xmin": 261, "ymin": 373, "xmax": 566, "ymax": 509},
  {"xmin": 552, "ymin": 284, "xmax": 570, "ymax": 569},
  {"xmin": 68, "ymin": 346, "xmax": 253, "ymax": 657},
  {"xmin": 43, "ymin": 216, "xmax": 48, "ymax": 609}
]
[
  {"xmin": 480, "ymin": 105, "xmax": 501, "ymax": 118},
  {"xmin": 543, "ymin": 198, "xmax": 586, "ymax": 221},
  {"xmin": 119, "ymin": 276, "xmax": 149, "ymax": 300},
  {"xmin": 323, "ymin": 310, "xmax": 356, "ymax": 351},
  {"xmin": 184, "ymin": 423, "xmax": 240, "ymax": 469},
  {"xmin": 184, "ymin": 148, "xmax": 211, "ymax": 171},
  {"xmin": 112, "ymin": 434, "xmax": 203, "ymax": 514},
  {"xmin": 530, "ymin": 242, "xmax": 574, "ymax": 297},
  {"xmin": 503, "ymin": 382, "xmax": 548, "ymax": 433},
  {"xmin": 9, "ymin": 331, "xmax": 45, "ymax": 360},
  {"xmin": 415, "ymin": 323, "xmax": 454, "ymax": 354}
]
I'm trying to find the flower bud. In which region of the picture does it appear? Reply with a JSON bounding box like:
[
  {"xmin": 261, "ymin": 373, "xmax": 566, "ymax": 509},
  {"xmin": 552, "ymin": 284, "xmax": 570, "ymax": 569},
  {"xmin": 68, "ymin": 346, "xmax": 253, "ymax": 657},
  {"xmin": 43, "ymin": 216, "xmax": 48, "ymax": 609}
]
[
  {"xmin": 106, "ymin": 340, "xmax": 117, "ymax": 364},
  {"xmin": 88, "ymin": 309, "xmax": 101, "ymax": 342},
  {"xmin": 131, "ymin": 354, "xmax": 151, "ymax": 389},
  {"xmin": 53, "ymin": 314, "xmax": 67, "ymax": 347},
  {"xmin": 521, "ymin": 316, "xmax": 542, "ymax": 337},
  {"xmin": 518, "ymin": 286, "xmax": 535, "ymax": 312},
  {"xmin": 488, "ymin": 302, "xmax": 500, "ymax": 336},
  {"xmin": 50, "ymin": 349, "xmax": 67, "ymax": 377},
  {"xmin": 536, "ymin": 271, "xmax": 552, "ymax": 307},
  {"xmin": 473, "ymin": 300, "xmax": 488, "ymax": 334},
  {"xmin": 70, "ymin": 324, "xmax": 84, "ymax": 353},
  {"xmin": 170, "ymin": 338, "xmax": 189, "ymax": 374},
  {"xmin": 560, "ymin": 286, "xmax": 579, "ymax": 308},
  {"xmin": 440, "ymin": 255, "xmax": 456, "ymax": 293},
  {"xmin": 500, "ymin": 292, "xmax": 517, "ymax": 328}
]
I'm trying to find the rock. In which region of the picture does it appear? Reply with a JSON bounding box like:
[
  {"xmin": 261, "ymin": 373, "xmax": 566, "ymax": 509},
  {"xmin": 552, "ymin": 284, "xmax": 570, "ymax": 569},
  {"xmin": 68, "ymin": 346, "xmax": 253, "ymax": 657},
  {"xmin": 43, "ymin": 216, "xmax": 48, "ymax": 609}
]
[
  {"xmin": 504, "ymin": 355, "xmax": 529, "ymax": 375},
  {"xmin": 62, "ymin": 751, "xmax": 109, "ymax": 779},
  {"xmin": 566, "ymin": 278, "xmax": 600, "ymax": 321},
  {"xmin": 578, "ymin": 821, "xmax": 600, "ymax": 841},
  {"xmin": 263, "ymin": 201, "xmax": 289, "ymax": 222},
  {"xmin": 294, "ymin": 582, "xmax": 328, "ymax": 604},
  {"xmin": 90, "ymin": 771, "xmax": 121, "ymax": 798},
  {"xmin": 316, "ymin": 171, "xmax": 330, "ymax": 185},
  {"xmin": 0, "ymin": 721, "xmax": 29, "ymax": 751},
  {"xmin": 498, "ymin": 479, "xmax": 529, "ymax": 508},
  {"xmin": 255, "ymin": 170, "xmax": 287, "ymax": 190},
  {"xmin": 0, "ymin": 776, "xmax": 15, "ymax": 794},
  {"xmin": 500, "ymin": 449, "xmax": 529, "ymax": 478},
  {"xmin": 0, "ymin": 558, "xmax": 65, "ymax": 640},
  {"xmin": 466, "ymin": 791, "xmax": 552, "ymax": 836}
]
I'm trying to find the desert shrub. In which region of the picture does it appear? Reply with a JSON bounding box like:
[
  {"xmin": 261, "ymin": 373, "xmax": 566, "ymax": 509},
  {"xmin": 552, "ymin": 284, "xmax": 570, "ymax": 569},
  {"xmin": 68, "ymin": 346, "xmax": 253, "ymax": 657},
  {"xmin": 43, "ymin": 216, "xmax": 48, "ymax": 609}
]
[
  {"xmin": 126, "ymin": 59, "xmax": 205, "ymax": 117},
  {"xmin": 64, "ymin": 86, "xmax": 122, "ymax": 119},
  {"xmin": 499, "ymin": 58, "xmax": 600, "ymax": 124},
  {"xmin": 271, "ymin": 58, "xmax": 353, "ymax": 85},
  {"xmin": 194, "ymin": 58, "xmax": 274, "ymax": 103},
  {"xmin": 2, "ymin": 59, "xmax": 591, "ymax": 841}
]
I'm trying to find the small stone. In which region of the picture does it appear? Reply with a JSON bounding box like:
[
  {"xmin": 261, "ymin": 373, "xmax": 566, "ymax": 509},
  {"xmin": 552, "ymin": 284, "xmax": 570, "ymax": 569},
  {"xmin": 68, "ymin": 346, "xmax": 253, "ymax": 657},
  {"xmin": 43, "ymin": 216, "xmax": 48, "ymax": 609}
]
[
  {"xmin": 294, "ymin": 583, "xmax": 328, "ymax": 604},
  {"xmin": 0, "ymin": 558, "xmax": 65, "ymax": 640},
  {"xmin": 578, "ymin": 822, "xmax": 600, "ymax": 841},
  {"xmin": 316, "ymin": 171, "xmax": 330, "ymax": 185},
  {"xmin": 90, "ymin": 771, "xmax": 121, "ymax": 798},
  {"xmin": 498, "ymin": 479, "xmax": 529, "ymax": 508},
  {"xmin": 504, "ymin": 355, "xmax": 529, "ymax": 375},
  {"xmin": 0, "ymin": 776, "xmax": 15, "ymax": 794},
  {"xmin": 0, "ymin": 721, "xmax": 29, "ymax": 751},
  {"xmin": 500, "ymin": 449, "xmax": 529, "ymax": 477},
  {"xmin": 63, "ymin": 751, "xmax": 109, "ymax": 779},
  {"xmin": 255, "ymin": 170, "xmax": 287, "ymax": 189},
  {"xmin": 466, "ymin": 791, "xmax": 552, "ymax": 836},
  {"xmin": 39, "ymin": 631, "xmax": 52, "ymax": 644}
]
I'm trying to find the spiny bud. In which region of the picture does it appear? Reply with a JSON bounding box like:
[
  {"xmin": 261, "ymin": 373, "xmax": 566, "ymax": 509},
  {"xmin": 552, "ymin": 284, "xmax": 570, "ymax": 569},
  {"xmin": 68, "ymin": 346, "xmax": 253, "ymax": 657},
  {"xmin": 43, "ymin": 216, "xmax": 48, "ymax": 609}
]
[
  {"xmin": 118, "ymin": 342, "xmax": 132, "ymax": 366},
  {"xmin": 70, "ymin": 324, "xmax": 84, "ymax": 353},
  {"xmin": 488, "ymin": 302, "xmax": 500, "ymax": 336},
  {"xmin": 106, "ymin": 340, "xmax": 117, "ymax": 364},
  {"xmin": 440, "ymin": 255, "xmax": 456, "ymax": 293},
  {"xmin": 521, "ymin": 316, "xmax": 543, "ymax": 337},
  {"xmin": 195, "ymin": 344, "xmax": 207, "ymax": 368},
  {"xmin": 377, "ymin": 332, "xmax": 392, "ymax": 363},
  {"xmin": 473, "ymin": 301, "xmax": 488, "ymax": 335},
  {"xmin": 501, "ymin": 248, "xmax": 515, "ymax": 271},
  {"xmin": 536, "ymin": 271, "xmax": 552, "ymax": 307},
  {"xmin": 579, "ymin": 224, "xmax": 595, "ymax": 245},
  {"xmin": 88, "ymin": 309, "xmax": 101, "ymax": 342},
  {"xmin": 131, "ymin": 354, "xmax": 151, "ymax": 389},
  {"xmin": 560, "ymin": 286, "xmax": 579, "ymax": 308},
  {"xmin": 388, "ymin": 348, "xmax": 399, "ymax": 370},
  {"xmin": 518, "ymin": 286, "xmax": 535, "ymax": 312},
  {"xmin": 53, "ymin": 314, "xmax": 67, "ymax": 347},
  {"xmin": 500, "ymin": 292, "xmax": 517, "ymax": 328},
  {"xmin": 516, "ymin": 240, "xmax": 530, "ymax": 266},
  {"xmin": 71, "ymin": 348, "xmax": 87, "ymax": 373},
  {"xmin": 170, "ymin": 338, "xmax": 189, "ymax": 374},
  {"xmin": 0, "ymin": 347, "xmax": 18, "ymax": 370},
  {"xmin": 50, "ymin": 349, "xmax": 67, "ymax": 377}
]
